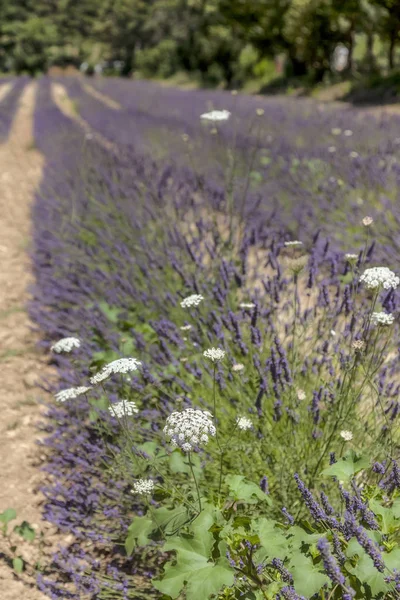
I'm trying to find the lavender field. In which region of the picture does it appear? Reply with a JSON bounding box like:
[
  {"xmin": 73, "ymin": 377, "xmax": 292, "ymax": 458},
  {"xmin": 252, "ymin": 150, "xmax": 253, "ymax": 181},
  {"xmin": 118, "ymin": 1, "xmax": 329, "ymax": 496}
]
[{"xmin": 3, "ymin": 76, "xmax": 400, "ymax": 600}]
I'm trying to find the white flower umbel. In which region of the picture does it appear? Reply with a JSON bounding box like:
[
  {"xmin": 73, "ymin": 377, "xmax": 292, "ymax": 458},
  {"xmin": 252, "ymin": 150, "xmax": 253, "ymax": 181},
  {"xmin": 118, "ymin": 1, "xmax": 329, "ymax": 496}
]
[
  {"xmin": 203, "ymin": 347, "xmax": 225, "ymax": 362},
  {"xmin": 345, "ymin": 253, "xmax": 358, "ymax": 262},
  {"xmin": 131, "ymin": 479, "xmax": 155, "ymax": 495},
  {"xmin": 371, "ymin": 312, "xmax": 395, "ymax": 326},
  {"xmin": 109, "ymin": 399, "xmax": 139, "ymax": 418},
  {"xmin": 236, "ymin": 416, "xmax": 253, "ymax": 431},
  {"xmin": 297, "ymin": 389, "xmax": 306, "ymax": 401},
  {"xmin": 232, "ymin": 363, "xmax": 244, "ymax": 372},
  {"xmin": 331, "ymin": 128, "xmax": 341, "ymax": 135},
  {"xmin": 51, "ymin": 337, "xmax": 80, "ymax": 353},
  {"xmin": 180, "ymin": 294, "xmax": 204, "ymax": 308},
  {"xmin": 90, "ymin": 358, "xmax": 141, "ymax": 385},
  {"xmin": 200, "ymin": 110, "xmax": 231, "ymax": 122},
  {"xmin": 360, "ymin": 267, "xmax": 399, "ymax": 290},
  {"xmin": 362, "ymin": 216, "xmax": 373, "ymax": 227},
  {"xmin": 340, "ymin": 430, "xmax": 353, "ymax": 441},
  {"xmin": 55, "ymin": 386, "xmax": 92, "ymax": 403},
  {"xmin": 239, "ymin": 302, "xmax": 256, "ymax": 309},
  {"xmin": 328, "ymin": 146, "xmax": 336, "ymax": 153},
  {"xmin": 284, "ymin": 240, "xmax": 302, "ymax": 247},
  {"xmin": 344, "ymin": 129, "xmax": 353, "ymax": 136},
  {"xmin": 163, "ymin": 408, "xmax": 216, "ymax": 452},
  {"xmin": 350, "ymin": 151, "xmax": 359, "ymax": 158},
  {"xmin": 180, "ymin": 325, "xmax": 192, "ymax": 331}
]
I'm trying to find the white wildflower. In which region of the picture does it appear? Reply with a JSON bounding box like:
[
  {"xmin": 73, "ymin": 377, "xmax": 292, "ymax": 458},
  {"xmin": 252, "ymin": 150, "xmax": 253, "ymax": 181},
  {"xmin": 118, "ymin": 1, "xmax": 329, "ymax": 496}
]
[
  {"xmin": 239, "ymin": 302, "xmax": 256, "ymax": 309},
  {"xmin": 236, "ymin": 416, "xmax": 253, "ymax": 431},
  {"xmin": 359, "ymin": 267, "xmax": 399, "ymax": 290},
  {"xmin": 371, "ymin": 312, "xmax": 395, "ymax": 326},
  {"xmin": 344, "ymin": 129, "xmax": 353, "ymax": 136},
  {"xmin": 256, "ymin": 108, "xmax": 265, "ymax": 116},
  {"xmin": 55, "ymin": 386, "xmax": 92, "ymax": 403},
  {"xmin": 51, "ymin": 337, "xmax": 80, "ymax": 353},
  {"xmin": 345, "ymin": 253, "xmax": 358, "ymax": 262},
  {"xmin": 131, "ymin": 479, "xmax": 155, "ymax": 495},
  {"xmin": 340, "ymin": 430, "xmax": 353, "ymax": 441},
  {"xmin": 109, "ymin": 399, "xmax": 139, "ymax": 418},
  {"xmin": 163, "ymin": 408, "xmax": 216, "ymax": 452},
  {"xmin": 203, "ymin": 347, "xmax": 225, "ymax": 362},
  {"xmin": 180, "ymin": 324, "xmax": 192, "ymax": 331},
  {"xmin": 200, "ymin": 109, "xmax": 231, "ymax": 122},
  {"xmin": 297, "ymin": 389, "xmax": 306, "ymax": 401},
  {"xmin": 284, "ymin": 240, "xmax": 303, "ymax": 247},
  {"xmin": 90, "ymin": 358, "xmax": 141, "ymax": 385},
  {"xmin": 362, "ymin": 216, "xmax": 373, "ymax": 227},
  {"xmin": 232, "ymin": 363, "xmax": 244, "ymax": 372},
  {"xmin": 350, "ymin": 151, "xmax": 359, "ymax": 158},
  {"xmin": 180, "ymin": 294, "xmax": 204, "ymax": 308},
  {"xmin": 328, "ymin": 146, "xmax": 336, "ymax": 153},
  {"xmin": 330, "ymin": 330, "xmax": 336, "ymax": 337},
  {"xmin": 331, "ymin": 128, "xmax": 342, "ymax": 135},
  {"xmin": 352, "ymin": 340, "xmax": 365, "ymax": 352}
]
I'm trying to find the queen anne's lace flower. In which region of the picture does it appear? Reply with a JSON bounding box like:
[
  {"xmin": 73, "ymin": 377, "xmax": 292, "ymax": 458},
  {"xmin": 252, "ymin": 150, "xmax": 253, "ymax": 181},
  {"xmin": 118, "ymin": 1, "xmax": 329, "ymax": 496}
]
[
  {"xmin": 90, "ymin": 358, "xmax": 141, "ymax": 385},
  {"xmin": 109, "ymin": 399, "xmax": 139, "ymax": 418},
  {"xmin": 55, "ymin": 386, "xmax": 91, "ymax": 402},
  {"xmin": 203, "ymin": 347, "xmax": 225, "ymax": 362},
  {"xmin": 131, "ymin": 479, "xmax": 154, "ymax": 495},
  {"xmin": 51, "ymin": 337, "xmax": 80, "ymax": 353},
  {"xmin": 350, "ymin": 151, "xmax": 359, "ymax": 158},
  {"xmin": 236, "ymin": 416, "xmax": 253, "ymax": 431},
  {"xmin": 331, "ymin": 128, "xmax": 341, "ymax": 135},
  {"xmin": 180, "ymin": 294, "xmax": 204, "ymax": 308},
  {"xmin": 284, "ymin": 240, "xmax": 302, "ymax": 247},
  {"xmin": 239, "ymin": 302, "xmax": 256, "ymax": 309},
  {"xmin": 345, "ymin": 253, "xmax": 358, "ymax": 262},
  {"xmin": 371, "ymin": 312, "xmax": 395, "ymax": 326},
  {"xmin": 163, "ymin": 408, "xmax": 216, "ymax": 452},
  {"xmin": 297, "ymin": 389, "xmax": 306, "ymax": 401},
  {"xmin": 353, "ymin": 340, "xmax": 365, "ymax": 351},
  {"xmin": 180, "ymin": 324, "xmax": 192, "ymax": 331},
  {"xmin": 362, "ymin": 216, "xmax": 373, "ymax": 227},
  {"xmin": 200, "ymin": 110, "xmax": 231, "ymax": 122},
  {"xmin": 344, "ymin": 129, "xmax": 353, "ymax": 136},
  {"xmin": 232, "ymin": 363, "xmax": 244, "ymax": 372},
  {"xmin": 360, "ymin": 267, "xmax": 399, "ymax": 290},
  {"xmin": 340, "ymin": 430, "xmax": 353, "ymax": 441},
  {"xmin": 328, "ymin": 146, "xmax": 336, "ymax": 153}
]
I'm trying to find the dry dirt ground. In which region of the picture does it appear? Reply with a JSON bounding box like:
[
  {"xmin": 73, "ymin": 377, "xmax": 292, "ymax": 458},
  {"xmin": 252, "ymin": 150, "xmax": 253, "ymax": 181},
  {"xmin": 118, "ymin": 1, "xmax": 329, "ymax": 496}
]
[{"xmin": 0, "ymin": 82, "xmax": 59, "ymax": 599}]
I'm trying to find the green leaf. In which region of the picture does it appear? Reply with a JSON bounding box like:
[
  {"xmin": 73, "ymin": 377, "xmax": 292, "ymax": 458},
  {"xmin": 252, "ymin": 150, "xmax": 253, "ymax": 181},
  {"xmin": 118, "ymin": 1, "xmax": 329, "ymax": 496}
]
[
  {"xmin": 391, "ymin": 498, "xmax": 400, "ymax": 519},
  {"xmin": 383, "ymin": 548, "xmax": 400, "ymax": 570},
  {"xmin": 348, "ymin": 550, "xmax": 390, "ymax": 597},
  {"xmin": 125, "ymin": 516, "xmax": 154, "ymax": 555},
  {"xmin": 288, "ymin": 526, "xmax": 321, "ymax": 550},
  {"xmin": 14, "ymin": 521, "xmax": 36, "ymax": 542},
  {"xmin": 169, "ymin": 450, "xmax": 201, "ymax": 477},
  {"xmin": 0, "ymin": 508, "xmax": 17, "ymax": 526},
  {"xmin": 153, "ymin": 528, "xmax": 234, "ymax": 600},
  {"xmin": 225, "ymin": 475, "xmax": 272, "ymax": 505},
  {"xmin": 321, "ymin": 450, "xmax": 369, "ymax": 482},
  {"xmin": 152, "ymin": 506, "xmax": 192, "ymax": 536},
  {"xmin": 12, "ymin": 557, "xmax": 24, "ymax": 573},
  {"xmin": 289, "ymin": 553, "xmax": 329, "ymax": 597},
  {"xmin": 98, "ymin": 301, "xmax": 120, "ymax": 323},
  {"xmin": 253, "ymin": 518, "xmax": 288, "ymax": 562},
  {"xmin": 369, "ymin": 499, "xmax": 400, "ymax": 534}
]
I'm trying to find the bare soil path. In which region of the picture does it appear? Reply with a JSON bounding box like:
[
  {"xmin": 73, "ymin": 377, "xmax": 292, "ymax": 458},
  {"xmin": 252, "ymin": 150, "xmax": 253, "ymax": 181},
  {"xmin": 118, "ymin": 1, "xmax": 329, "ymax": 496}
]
[{"xmin": 0, "ymin": 82, "xmax": 57, "ymax": 599}]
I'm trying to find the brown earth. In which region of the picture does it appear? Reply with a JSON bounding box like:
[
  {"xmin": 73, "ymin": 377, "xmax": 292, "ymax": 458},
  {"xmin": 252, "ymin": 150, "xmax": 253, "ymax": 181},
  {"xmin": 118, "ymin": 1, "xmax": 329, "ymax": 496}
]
[{"xmin": 0, "ymin": 82, "xmax": 60, "ymax": 599}]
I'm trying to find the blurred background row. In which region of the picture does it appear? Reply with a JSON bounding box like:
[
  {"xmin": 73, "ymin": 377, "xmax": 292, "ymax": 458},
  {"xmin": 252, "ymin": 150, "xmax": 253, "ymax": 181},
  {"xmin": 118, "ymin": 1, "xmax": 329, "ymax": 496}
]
[{"xmin": 1, "ymin": 0, "xmax": 400, "ymax": 102}]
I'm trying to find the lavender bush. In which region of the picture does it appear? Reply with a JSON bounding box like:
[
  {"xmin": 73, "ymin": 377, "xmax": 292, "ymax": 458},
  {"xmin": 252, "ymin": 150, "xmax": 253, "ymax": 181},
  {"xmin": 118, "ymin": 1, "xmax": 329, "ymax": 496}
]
[{"xmin": 23, "ymin": 76, "xmax": 400, "ymax": 598}]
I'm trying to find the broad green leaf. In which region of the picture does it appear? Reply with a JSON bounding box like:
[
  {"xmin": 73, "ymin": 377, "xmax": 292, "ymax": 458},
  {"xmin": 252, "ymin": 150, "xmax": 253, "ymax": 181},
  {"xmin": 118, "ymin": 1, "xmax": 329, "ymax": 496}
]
[
  {"xmin": 253, "ymin": 518, "xmax": 288, "ymax": 562},
  {"xmin": 369, "ymin": 499, "xmax": 400, "ymax": 534},
  {"xmin": 169, "ymin": 450, "xmax": 201, "ymax": 477},
  {"xmin": 12, "ymin": 557, "xmax": 24, "ymax": 573},
  {"xmin": 14, "ymin": 521, "xmax": 36, "ymax": 542},
  {"xmin": 287, "ymin": 526, "xmax": 321, "ymax": 550},
  {"xmin": 125, "ymin": 516, "xmax": 154, "ymax": 555},
  {"xmin": 225, "ymin": 474, "xmax": 272, "ymax": 505},
  {"xmin": 321, "ymin": 450, "xmax": 369, "ymax": 482},
  {"xmin": 0, "ymin": 508, "xmax": 17, "ymax": 525},
  {"xmin": 152, "ymin": 506, "xmax": 192, "ymax": 536},
  {"xmin": 289, "ymin": 553, "xmax": 329, "ymax": 597},
  {"xmin": 348, "ymin": 550, "xmax": 390, "ymax": 597},
  {"xmin": 98, "ymin": 301, "xmax": 120, "ymax": 323},
  {"xmin": 154, "ymin": 531, "xmax": 234, "ymax": 600},
  {"xmin": 391, "ymin": 498, "xmax": 400, "ymax": 518},
  {"xmin": 383, "ymin": 548, "xmax": 400, "ymax": 570}
]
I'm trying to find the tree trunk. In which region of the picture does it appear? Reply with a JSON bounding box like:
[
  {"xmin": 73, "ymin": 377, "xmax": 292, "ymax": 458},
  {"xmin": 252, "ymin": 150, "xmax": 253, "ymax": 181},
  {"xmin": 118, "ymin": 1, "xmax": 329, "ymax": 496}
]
[
  {"xmin": 389, "ymin": 31, "xmax": 396, "ymax": 70},
  {"xmin": 365, "ymin": 31, "xmax": 374, "ymax": 73},
  {"xmin": 347, "ymin": 22, "xmax": 355, "ymax": 73}
]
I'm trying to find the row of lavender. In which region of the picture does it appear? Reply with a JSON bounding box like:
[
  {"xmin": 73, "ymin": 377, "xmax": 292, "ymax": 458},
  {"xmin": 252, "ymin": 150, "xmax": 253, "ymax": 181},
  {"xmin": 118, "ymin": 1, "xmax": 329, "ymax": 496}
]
[
  {"xmin": 59, "ymin": 77, "xmax": 400, "ymax": 265},
  {"xmin": 31, "ymin": 77, "xmax": 400, "ymax": 598}
]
